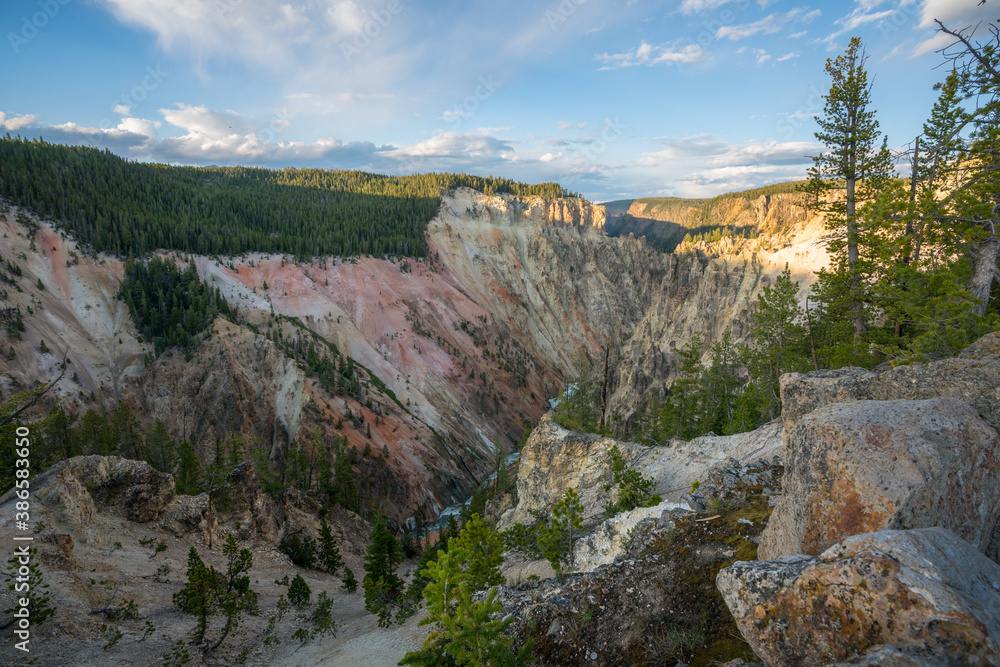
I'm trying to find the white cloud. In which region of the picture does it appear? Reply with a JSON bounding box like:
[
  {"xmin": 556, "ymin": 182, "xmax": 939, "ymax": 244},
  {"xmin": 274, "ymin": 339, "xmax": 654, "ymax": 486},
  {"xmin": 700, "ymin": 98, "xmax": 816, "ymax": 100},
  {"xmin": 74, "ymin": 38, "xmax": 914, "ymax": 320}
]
[
  {"xmin": 678, "ymin": 0, "xmax": 738, "ymax": 14},
  {"xmin": 0, "ymin": 113, "xmax": 38, "ymax": 131},
  {"xmin": 777, "ymin": 51, "xmax": 800, "ymax": 62},
  {"xmin": 113, "ymin": 104, "xmax": 132, "ymax": 116},
  {"xmin": 753, "ymin": 48, "xmax": 772, "ymax": 65},
  {"xmin": 160, "ymin": 104, "xmax": 257, "ymax": 141},
  {"xmin": 818, "ymin": 2, "xmax": 896, "ymax": 49},
  {"xmin": 539, "ymin": 152, "xmax": 560, "ymax": 162},
  {"xmin": 635, "ymin": 136, "xmax": 819, "ymax": 196},
  {"xmin": 382, "ymin": 132, "xmax": 513, "ymax": 160},
  {"xmin": 716, "ymin": 8, "xmax": 822, "ymax": 41},
  {"xmin": 918, "ymin": 0, "xmax": 993, "ymax": 29},
  {"xmin": 596, "ymin": 42, "xmax": 704, "ymax": 69},
  {"xmin": 678, "ymin": 0, "xmax": 777, "ymax": 14},
  {"xmin": 558, "ymin": 121, "xmax": 586, "ymax": 130},
  {"xmin": 325, "ymin": 1, "xmax": 369, "ymax": 38},
  {"xmin": 34, "ymin": 117, "xmax": 160, "ymax": 155},
  {"xmin": 912, "ymin": 0, "xmax": 996, "ymax": 57}
]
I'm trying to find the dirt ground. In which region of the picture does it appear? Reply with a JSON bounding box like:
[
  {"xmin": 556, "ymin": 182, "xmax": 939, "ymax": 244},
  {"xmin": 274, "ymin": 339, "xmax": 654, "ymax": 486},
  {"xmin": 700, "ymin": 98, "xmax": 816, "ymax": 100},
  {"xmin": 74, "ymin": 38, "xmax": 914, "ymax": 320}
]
[{"xmin": 0, "ymin": 497, "xmax": 436, "ymax": 667}]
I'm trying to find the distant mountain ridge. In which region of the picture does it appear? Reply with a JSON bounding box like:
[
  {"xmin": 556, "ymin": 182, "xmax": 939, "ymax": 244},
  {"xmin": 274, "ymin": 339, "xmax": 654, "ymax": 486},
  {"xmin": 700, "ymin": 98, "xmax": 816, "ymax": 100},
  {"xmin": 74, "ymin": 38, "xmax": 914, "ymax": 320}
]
[{"xmin": 604, "ymin": 182, "xmax": 805, "ymax": 253}]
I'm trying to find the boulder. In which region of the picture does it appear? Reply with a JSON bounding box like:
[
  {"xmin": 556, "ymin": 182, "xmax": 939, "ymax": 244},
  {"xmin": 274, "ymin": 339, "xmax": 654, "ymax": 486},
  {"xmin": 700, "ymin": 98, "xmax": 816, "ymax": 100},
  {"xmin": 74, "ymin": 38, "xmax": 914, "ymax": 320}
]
[
  {"xmin": 32, "ymin": 469, "xmax": 96, "ymax": 529},
  {"xmin": 160, "ymin": 493, "xmax": 209, "ymax": 537},
  {"xmin": 717, "ymin": 527, "xmax": 1000, "ymax": 666},
  {"xmin": 830, "ymin": 645, "xmax": 948, "ymax": 666},
  {"xmin": 61, "ymin": 456, "xmax": 176, "ymax": 523},
  {"xmin": 572, "ymin": 499, "xmax": 689, "ymax": 572},
  {"xmin": 779, "ymin": 331, "xmax": 1000, "ymax": 440},
  {"xmin": 759, "ymin": 397, "xmax": 1000, "ymax": 561},
  {"xmin": 499, "ymin": 414, "xmax": 781, "ymax": 530}
]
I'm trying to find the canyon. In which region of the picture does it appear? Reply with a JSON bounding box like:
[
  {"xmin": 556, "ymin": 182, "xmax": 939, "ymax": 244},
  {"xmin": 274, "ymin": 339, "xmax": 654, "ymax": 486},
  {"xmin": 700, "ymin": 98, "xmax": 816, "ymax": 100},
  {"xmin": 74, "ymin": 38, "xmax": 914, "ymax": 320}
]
[{"xmin": 0, "ymin": 187, "xmax": 825, "ymax": 524}]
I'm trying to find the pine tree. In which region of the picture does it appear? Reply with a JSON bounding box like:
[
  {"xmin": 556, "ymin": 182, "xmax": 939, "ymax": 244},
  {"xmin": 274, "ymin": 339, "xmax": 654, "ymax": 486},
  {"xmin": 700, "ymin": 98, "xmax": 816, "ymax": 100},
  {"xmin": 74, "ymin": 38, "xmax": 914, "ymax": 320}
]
[
  {"xmin": 742, "ymin": 266, "xmax": 810, "ymax": 420},
  {"xmin": 341, "ymin": 567, "xmax": 358, "ymax": 593},
  {"xmin": 928, "ymin": 21, "xmax": 1000, "ymax": 316},
  {"xmin": 3, "ymin": 548, "xmax": 54, "ymax": 631},
  {"xmin": 803, "ymin": 36, "xmax": 893, "ymax": 345},
  {"xmin": 318, "ymin": 517, "xmax": 343, "ymax": 575},
  {"xmin": 144, "ymin": 418, "xmax": 176, "ymax": 474},
  {"xmin": 362, "ymin": 514, "xmax": 404, "ymax": 626},
  {"xmin": 700, "ymin": 330, "xmax": 741, "ymax": 435},
  {"xmin": 661, "ymin": 333, "xmax": 704, "ymax": 440},
  {"xmin": 602, "ymin": 445, "xmax": 657, "ymax": 517},
  {"xmin": 175, "ymin": 441, "xmax": 201, "ymax": 495},
  {"xmin": 173, "ymin": 547, "xmax": 217, "ymax": 641},
  {"xmin": 538, "ymin": 487, "xmax": 585, "ymax": 577},
  {"xmin": 287, "ymin": 574, "xmax": 312, "ymax": 607},
  {"xmin": 401, "ymin": 548, "xmax": 532, "ymax": 666},
  {"xmin": 449, "ymin": 514, "xmax": 504, "ymax": 592}
]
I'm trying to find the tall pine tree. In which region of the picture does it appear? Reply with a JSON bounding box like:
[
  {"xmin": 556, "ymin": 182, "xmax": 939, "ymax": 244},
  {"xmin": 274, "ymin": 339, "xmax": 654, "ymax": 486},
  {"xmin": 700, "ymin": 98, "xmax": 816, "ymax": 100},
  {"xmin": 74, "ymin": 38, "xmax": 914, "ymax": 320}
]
[{"xmin": 803, "ymin": 37, "xmax": 893, "ymax": 356}]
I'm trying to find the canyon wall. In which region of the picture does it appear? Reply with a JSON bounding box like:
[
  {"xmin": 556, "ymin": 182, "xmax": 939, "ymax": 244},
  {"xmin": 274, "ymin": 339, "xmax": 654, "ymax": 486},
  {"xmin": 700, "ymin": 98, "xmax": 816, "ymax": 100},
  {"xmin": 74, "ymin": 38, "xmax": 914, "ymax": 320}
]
[{"xmin": 0, "ymin": 187, "xmax": 827, "ymax": 521}]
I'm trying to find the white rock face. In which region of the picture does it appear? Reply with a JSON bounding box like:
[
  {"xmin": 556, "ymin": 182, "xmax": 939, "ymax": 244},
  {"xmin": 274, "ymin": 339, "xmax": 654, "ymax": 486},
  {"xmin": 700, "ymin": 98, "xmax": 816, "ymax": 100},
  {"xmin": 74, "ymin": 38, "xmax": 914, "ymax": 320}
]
[
  {"xmin": 499, "ymin": 414, "xmax": 782, "ymax": 530},
  {"xmin": 572, "ymin": 499, "xmax": 690, "ymax": 572}
]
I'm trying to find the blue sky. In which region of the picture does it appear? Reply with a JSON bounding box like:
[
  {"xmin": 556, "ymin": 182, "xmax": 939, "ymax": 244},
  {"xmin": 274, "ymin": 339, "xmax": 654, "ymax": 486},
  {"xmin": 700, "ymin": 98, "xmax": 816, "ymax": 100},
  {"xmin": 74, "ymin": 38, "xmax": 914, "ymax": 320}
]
[{"xmin": 0, "ymin": 0, "xmax": 993, "ymax": 202}]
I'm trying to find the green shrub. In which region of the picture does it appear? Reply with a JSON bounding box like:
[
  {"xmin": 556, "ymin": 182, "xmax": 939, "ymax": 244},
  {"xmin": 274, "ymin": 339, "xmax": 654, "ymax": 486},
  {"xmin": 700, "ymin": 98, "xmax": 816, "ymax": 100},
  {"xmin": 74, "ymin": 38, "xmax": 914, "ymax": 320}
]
[{"xmin": 287, "ymin": 574, "xmax": 312, "ymax": 607}]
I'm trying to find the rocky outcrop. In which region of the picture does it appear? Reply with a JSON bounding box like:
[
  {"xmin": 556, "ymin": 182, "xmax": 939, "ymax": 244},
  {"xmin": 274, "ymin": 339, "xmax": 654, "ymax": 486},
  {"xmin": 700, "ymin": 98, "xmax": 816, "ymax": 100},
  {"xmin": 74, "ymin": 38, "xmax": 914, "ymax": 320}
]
[
  {"xmin": 30, "ymin": 455, "xmax": 177, "ymax": 523},
  {"xmin": 572, "ymin": 499, "xmax": 690, "ymax": 572},
  {"xmin": 718, "ymin": 527, "xmax": 1000, "ymax": 666},
  {"xmin": 32, "ymin": 468, "xmax": 96, "ymax": 529},
  {"xmin": 779, "ymin": 331, "xmax": 1000, "ymax": 440},
  {"xmin": 494, "ymin": 553, "xmax": 677, "ymax": 665},
  {"xmin": 160, "ymin": 493, "xmax": 209, "ymax": 537},
  {"xmin": 499, "ymin": 415, "xmax": 631, "ymax": 528},
  {"xmin": 759, "ymin": 397, "xmax": 1000, "ymax": 561},
  {"xmin": 499, "ymin": 414, "xmax": 782, "ymax": 530}
]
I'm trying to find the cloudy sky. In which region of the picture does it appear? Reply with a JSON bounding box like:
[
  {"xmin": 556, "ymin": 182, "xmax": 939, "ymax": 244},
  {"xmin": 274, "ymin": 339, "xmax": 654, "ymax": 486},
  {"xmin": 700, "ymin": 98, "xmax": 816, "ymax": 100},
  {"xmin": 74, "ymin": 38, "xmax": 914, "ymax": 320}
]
[{"xmin": 0, "ymin": 0, "xmax": 993, "ymax": 201}]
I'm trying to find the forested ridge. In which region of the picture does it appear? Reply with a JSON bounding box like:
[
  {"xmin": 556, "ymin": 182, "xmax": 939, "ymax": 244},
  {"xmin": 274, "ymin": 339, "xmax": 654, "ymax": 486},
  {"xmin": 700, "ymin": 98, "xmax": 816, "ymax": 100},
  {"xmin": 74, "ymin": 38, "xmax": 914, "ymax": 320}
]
[{"xmin": 0, "ymin": 136, "xmax": 576, "ymax": 259}]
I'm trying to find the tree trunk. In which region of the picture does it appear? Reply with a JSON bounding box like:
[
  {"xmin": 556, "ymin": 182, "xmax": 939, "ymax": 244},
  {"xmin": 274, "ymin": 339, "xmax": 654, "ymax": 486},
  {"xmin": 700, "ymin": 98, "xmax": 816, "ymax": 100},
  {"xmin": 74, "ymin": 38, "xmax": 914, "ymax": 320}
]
[
  {"xmin": 845, "ymin": 175, "xmax": 867, "ymax": 337},
  {"xmin": 970, "ymin": 232, "xmax": 1000, "ymax": 316}
]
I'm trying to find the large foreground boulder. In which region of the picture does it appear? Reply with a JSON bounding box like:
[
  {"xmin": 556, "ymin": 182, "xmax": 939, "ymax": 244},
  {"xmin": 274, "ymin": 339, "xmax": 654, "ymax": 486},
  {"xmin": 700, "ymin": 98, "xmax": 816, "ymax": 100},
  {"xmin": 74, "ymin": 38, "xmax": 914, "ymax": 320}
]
[
  {"xmin": 718, "ymin": 527, "xmax": 1000, "ymax": 666},
  {"xmin": 779, "ymin": 331, "xmax": 1000, "ymax": 439},
  {"xmin": 759, "ymin": 397, "xmax": 1000, "ymax": 561}
]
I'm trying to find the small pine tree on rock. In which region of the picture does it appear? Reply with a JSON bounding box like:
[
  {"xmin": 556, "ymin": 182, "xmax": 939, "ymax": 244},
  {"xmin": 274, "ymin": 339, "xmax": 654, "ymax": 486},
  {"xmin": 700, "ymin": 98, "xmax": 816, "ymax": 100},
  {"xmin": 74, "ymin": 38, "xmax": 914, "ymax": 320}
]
[
  {"xmin": 341, "ymin": 567, "xmax": 358, "ymax": 593},
  {"xmin": 362, "ymin": 514, "xmax": 404, "ymax": 627},
  {"xmin": 318, "ymin": 517, "xmax": 343, "ymax": 575},
  {"xmin": 538, "ymin": 487, "xmax": 585, "ymax": 578},
  {"xmin": 287, "ymin": 574, "xmax": 311, "ymax": 608}
]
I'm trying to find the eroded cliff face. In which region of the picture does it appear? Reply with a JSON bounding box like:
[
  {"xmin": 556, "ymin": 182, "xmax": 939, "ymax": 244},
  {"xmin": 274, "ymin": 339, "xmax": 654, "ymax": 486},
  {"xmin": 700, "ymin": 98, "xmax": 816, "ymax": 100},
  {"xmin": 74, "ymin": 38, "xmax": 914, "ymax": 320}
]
[{"xmin": 0, "ymin": 187, "xmax": 828, "ymax": 521}]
